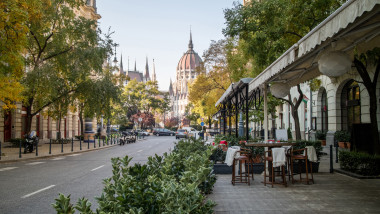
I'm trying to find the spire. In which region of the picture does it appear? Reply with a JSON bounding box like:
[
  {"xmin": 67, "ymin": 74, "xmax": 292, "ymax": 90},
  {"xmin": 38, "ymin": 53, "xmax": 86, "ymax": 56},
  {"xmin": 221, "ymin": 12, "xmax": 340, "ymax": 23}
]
[
  {"xmin": 145, "ymin": 56, "xmax": 150, "ymax": 82},
  {"xmin": 169, "ymin": 78, "xmax": 173, "ymax": 96},
  {"xmin": 119, "ymin": 53, "xmax": 124, "ymax": 74},
  {"xmin": 188, "ymin": 28, "xmax": 193, "ymax": 50},
  {"xmin": 152, "ymin": 59, "xmax": 157, "ymax": 82},
  {"xmin": 134, "ymin": 59, "xmax": 136, "ymax": 71}
]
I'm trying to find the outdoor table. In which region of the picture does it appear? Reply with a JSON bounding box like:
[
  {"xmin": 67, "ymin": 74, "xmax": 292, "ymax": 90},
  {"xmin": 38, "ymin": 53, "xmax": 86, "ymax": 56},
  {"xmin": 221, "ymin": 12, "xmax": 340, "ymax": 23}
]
[{"xmin": 244, "ymin": 141, "xmax": 296, "ymax": 184}]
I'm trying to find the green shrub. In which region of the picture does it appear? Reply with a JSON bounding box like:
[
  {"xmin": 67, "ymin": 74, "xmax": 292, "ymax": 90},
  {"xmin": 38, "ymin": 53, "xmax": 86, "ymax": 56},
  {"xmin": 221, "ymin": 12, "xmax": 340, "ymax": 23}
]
[
  {"xmin": 334, "ymin": 130, "xmax": 350, "ymax": 142},
  {"xmin": 52, "ymin": 138, "xmax": 216, "ymax": 213},
  {"xmin": 210, "ymin": 147, "xmax": 226, "ymax": 163},
  {"xmin": 315, "ymin": 130, "xmax": 326, "ymax": 140},
  {"xmin": 339, "ymin": 151, "xmax": 380, "ymax": 176}
]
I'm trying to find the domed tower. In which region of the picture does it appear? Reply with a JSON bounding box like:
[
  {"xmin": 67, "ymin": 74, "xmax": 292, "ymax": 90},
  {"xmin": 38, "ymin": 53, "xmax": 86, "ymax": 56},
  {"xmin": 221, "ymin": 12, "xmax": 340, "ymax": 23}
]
[{"xmin": 170, "ymin": 31, "xmax": 203, "ymax": 124}]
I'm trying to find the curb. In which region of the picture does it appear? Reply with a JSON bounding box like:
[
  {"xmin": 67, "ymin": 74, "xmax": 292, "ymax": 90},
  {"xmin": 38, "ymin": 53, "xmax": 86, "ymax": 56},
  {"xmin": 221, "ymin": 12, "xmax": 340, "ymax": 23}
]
[
  {"xmin": 335, "ymin": 168, "xmax": 380, "ymax": 179},
  {"xmin": 0, "ymin": 138, "xmax": 146, "ymax": 164}
]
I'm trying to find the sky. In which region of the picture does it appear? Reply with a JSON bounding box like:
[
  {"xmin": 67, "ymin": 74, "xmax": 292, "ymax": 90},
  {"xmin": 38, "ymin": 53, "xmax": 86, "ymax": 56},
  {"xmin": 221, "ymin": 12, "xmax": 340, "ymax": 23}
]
[{"xmin": 96, "ymin": 0, "xmax": 242, "ymax": 91}]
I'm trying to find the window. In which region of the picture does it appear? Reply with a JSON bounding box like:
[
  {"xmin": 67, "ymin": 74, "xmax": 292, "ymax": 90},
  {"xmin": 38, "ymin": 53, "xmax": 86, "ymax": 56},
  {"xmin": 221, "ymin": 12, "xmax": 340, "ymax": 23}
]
[{"xmin": 341, "ymin": 80, "xmax": 360, "ymax": 131}]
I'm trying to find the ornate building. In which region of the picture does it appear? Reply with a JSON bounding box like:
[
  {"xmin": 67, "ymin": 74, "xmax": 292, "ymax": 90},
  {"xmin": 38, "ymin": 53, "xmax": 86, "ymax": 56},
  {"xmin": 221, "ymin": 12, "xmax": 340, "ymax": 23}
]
[
  {"xmin": 168, "ymin": 32, "xmax": 203, "ymax": 126},
  {"xmin": 118, "ymin": 55, "xmax": 155, "ymax": 84}
]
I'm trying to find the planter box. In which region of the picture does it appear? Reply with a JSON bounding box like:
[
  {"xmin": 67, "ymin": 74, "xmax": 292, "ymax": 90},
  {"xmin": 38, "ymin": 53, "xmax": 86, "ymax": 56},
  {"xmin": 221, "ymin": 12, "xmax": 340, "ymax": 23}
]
[
  {"xmin": 213, "ymin": 163, "xmax": 232, "ymax": 174},
  {"xmin": 213, "ymin": 163, "xmax": 265, "ymax": 174},
  {"xmin": 245, "ymin": 163, "xmax": 265, "ymax": 174},
  {"xmin": 292, "ymin": 161, "xmax": 320, "ymax": 173}
]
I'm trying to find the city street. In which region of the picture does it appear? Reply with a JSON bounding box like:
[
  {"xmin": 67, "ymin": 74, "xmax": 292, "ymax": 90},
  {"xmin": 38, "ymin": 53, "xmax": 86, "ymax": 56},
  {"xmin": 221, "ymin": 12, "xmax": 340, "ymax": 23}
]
[{"xmin": 0, "ymin": 135, "xmax": 177, "ymax": 214}]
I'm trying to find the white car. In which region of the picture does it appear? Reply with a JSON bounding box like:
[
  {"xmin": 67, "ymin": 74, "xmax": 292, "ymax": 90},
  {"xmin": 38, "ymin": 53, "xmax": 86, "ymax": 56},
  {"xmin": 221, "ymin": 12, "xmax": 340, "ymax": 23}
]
[{"xmin": 137, "ymin": 130, "xmax": 150, "ymax": 136}]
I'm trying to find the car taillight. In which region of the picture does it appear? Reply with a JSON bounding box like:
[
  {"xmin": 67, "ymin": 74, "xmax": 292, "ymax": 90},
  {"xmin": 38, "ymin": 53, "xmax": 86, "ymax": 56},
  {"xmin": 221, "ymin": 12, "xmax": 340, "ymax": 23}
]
[{"xmin": 176, "ymin": 132, "xmax": 178, "ymax": 134}]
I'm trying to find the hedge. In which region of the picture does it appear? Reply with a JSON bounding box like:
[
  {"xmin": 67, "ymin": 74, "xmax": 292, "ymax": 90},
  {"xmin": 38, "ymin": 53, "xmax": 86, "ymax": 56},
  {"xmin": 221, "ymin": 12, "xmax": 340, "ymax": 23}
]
[
  {"xmin": 52, "ymin": 138, "xmax": 216, "ymax": 213},
  {"xmin": 339, "ymin": 151, "xmax": 380, "ymax": 176}
]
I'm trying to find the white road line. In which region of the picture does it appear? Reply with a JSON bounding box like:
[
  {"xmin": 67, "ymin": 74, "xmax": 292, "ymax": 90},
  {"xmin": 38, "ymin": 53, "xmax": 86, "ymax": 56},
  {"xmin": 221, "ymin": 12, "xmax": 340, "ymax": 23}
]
[
  {"xmin": 21, "ymin": 185, "xmax": 55, "ymax": 199},
  {"xmin": 52, "ymin": 157, "xmax": 65, "ymax": 160},
  {"xmin": 67, "ymin": 154, "xmax": 81, "ymax": 157},
  {"xmin": 0, "ymin": 167, "xmax": 18, "ymax": 172},
  {"xmin": 137, "ymin": 150, "xmax": 143, "ymax": 153},
  {"xmin": 26, "ymin": 162, "xmax": 45, "ymax": 165},
  {"xmin": 91, "ymin": 165, "xmax": 105, "ymax": 171}
]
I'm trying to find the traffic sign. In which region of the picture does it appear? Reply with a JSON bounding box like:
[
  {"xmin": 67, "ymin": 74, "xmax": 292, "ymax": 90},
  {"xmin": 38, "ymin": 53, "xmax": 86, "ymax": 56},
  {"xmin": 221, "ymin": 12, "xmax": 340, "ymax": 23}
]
[
  {"xmin": 138, "ymin": 117, "xmax": 142, "ymax": 122},
  {"xmin": 201, "ymin": 122, "xmax": 204, "ymax": 126},
  {"xmin": 201, "ymin": 118, "xmax": 204, "ymax": 122}
]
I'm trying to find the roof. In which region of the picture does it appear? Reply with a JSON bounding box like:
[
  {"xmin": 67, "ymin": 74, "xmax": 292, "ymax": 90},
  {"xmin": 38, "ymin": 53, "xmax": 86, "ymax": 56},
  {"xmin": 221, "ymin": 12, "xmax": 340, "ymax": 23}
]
[
  {"xmin": 177, "ymin": 32, "xmax": 203, "ymax": 71},
  {"xmin": 215, "ymin": 78, "xmax": 253, "ymax": 107},
  {"xmin": 248, "ymin": 0, "xmax": 380, "ymax": 93},
  {"xmin": 127, "ymin": 71, "xmax": 144, "ymax": 82}
]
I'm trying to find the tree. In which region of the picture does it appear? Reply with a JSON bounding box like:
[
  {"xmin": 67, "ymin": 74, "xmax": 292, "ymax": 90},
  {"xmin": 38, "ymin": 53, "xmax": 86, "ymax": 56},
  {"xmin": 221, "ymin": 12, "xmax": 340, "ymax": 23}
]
[
  {"xmin": 0, "ymin": 0, "xmax": 31, "ymax": 109},
  {"xmin": 21, "ymin": 0, "xmax": 114, "ymax": 134},
  {"xmin": 353, "ymin": 48, "xmax": 380, "ymax": 154},
  {"xmin": 189, "ymin": 40, "xmax": 233, "ymax": 128},
  {"xmin": 118, "ymin": 80, "xmax": 169, "ymax": 129},
  {"xmin": 185, "ymin": 103, "xmax": 200, "ymax": 126},
  {"xmin": 223, "ymin": 0, "xmax": 344, "ymax": 139},
  {"xmin": 164, "ymin": 117, "xmax": 179, "ymax": 129}
]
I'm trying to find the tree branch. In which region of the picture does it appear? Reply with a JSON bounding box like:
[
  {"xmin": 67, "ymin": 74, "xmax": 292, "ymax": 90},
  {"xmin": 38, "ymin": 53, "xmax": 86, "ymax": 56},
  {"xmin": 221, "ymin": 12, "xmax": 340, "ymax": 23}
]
[
  {"xmin": 42, "ymin": 46, "xmax": 73, "ymax": 61},
  {"xmin": 284, "ymin": 31, "xmax": 302, "ymax": 39},
  {"xmin": 294, "ymin": 84, "xmax": 304, "ymax": 110},
  {"xmin": 31, "ymin": 89, "xmax": 77, "ymax": 117}
]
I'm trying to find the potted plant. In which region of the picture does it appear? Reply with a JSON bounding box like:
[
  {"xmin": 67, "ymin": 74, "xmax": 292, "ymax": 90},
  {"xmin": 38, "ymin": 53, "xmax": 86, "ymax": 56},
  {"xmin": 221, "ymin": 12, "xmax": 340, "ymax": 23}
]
[
  {"xmin": 315, "ymin": 130, "xmax": 326, "ymax": 146},
  {"xmin": 334, "ymin": 130, "xmax": 351, "ymax": 149}
]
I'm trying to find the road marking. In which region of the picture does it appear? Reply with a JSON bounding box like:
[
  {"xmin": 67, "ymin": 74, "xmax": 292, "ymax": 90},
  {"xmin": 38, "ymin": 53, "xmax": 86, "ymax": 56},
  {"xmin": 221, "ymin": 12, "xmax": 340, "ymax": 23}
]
[
  {"xmin": 137, "ymin": 150, "xmax": 143, "ymax": 153},
  {"xmin": 21, "ymin": 185, "xmax": 55, "ymax": 199},
  {"xmin": 26, "ymin": 162, "xmax": 45, "ymax": 165},
  {"xmin": 91, "ymin": 165, "xmax": 105, "ymax": 171},
  {"xmin": 52, "ymin": 157, "xmax": 65, "ymax": 160},
  {"xmin": 0, "ymin": 167, "xmax": 18, "ymax": 172},
  {"xmin": 67, "ymin": 154, "xmax": 81, "ymax": 157}
]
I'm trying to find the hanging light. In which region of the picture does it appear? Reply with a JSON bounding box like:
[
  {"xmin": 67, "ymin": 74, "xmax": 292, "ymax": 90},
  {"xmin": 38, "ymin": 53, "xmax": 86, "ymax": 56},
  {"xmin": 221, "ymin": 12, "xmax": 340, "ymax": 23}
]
[
  {"xmin": 318, "ymin": 51, "xmax": 351, "ymax": 77},
  {"xmin": 270, "ymin": 82, "xmax": 290, "ymax": 98}
]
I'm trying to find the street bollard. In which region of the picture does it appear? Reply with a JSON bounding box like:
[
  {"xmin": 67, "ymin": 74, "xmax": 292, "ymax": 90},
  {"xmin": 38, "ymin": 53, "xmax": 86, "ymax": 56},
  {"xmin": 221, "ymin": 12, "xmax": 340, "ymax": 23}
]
[
  {"xmin": 87, "ymin": 136, "xmax": 90, "ymax": 149},
  {"xmin": 98, "ymin": 136, "xmax": 101, "ymax": 147},
  {"xmin": 36, "ymin": 140, "xmax": 38, "ymax": 156},
  {"xmin": 336, "ymin": 146, "xmax": 339, "ymax": 163},
  {"xmin": 19, "ymin": 139, "xmax": 22, "ymax": 158},
  {"xmin": 0, "ymin": 140, "xmax": 2, "ymax": 160},
  {"xmin": 71, "ymin": 138, "xmax": 74, "ymax": 152},
  {"xmin": 102, "ymin": 137, "xmax": 105, "ymax": 146},
  {"xmin": 61, "ymin": 138, "xmax": 63, "ymax": 153},
  {"xmin": 94, "ymin": 136, "xmax": 96, "ymax": 148},
  {"xmin": 330, "ymin": 145, "xmax": 333, "ymax": 173},
  {"xmin": 80, "ymin": 137, "xmax": 82, "ymax": 150},
  {"xmin": 49, "ymin": 139, "xmax": 52, "ymax": 154}
]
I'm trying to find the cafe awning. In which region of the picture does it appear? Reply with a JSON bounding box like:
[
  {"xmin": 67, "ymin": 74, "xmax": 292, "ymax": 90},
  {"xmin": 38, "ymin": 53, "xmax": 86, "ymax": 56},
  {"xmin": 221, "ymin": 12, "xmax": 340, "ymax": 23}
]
[
  {"xmin": 248, "ymin": 0, "xmax": 380, "ymax": 92},
  {"xmin": 215, "ymin": 78, "xmax": 253, "ymax": 107}
]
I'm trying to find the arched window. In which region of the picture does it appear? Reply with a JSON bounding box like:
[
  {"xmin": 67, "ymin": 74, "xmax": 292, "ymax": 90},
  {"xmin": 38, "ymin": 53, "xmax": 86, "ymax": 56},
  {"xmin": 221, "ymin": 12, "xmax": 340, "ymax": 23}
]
[
  {"xmin": 341, "ymin": 80, "xmax": 361, "ymax": 131},
  {"xmin": 321, "ymin": 89, "xmax": 328, "ymax": 132}
]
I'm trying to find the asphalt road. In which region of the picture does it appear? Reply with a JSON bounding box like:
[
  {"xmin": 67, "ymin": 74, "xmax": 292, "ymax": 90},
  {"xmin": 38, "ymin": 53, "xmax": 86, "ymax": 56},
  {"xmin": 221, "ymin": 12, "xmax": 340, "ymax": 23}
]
[{"xmin": 0, "ymin": 135, "xmax": 178, "ymax": 214}]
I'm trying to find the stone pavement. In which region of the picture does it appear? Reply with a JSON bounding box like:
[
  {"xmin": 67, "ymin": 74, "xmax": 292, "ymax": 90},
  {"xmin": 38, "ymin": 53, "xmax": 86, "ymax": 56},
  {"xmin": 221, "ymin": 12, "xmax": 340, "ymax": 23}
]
[
  {"xmin": 208, "ymin": 146, "xmax": 380, "ymax": 213},
  {"xmin": 0, "ymin": 136, "xmax": 147, "ymax": 163}
]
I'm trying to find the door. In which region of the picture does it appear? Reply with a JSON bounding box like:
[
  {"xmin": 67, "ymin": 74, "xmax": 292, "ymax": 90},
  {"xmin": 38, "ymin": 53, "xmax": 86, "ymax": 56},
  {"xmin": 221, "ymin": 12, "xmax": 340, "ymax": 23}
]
[{"xmin": 4, "ymin": 111, "xmax": 12, "ymax": 141}]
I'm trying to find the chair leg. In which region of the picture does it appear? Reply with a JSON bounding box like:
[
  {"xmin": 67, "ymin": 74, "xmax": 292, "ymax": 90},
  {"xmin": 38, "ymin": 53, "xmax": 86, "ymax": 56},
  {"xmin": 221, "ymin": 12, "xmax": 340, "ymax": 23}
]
[
  {"xmin": 271, "ymin": 163, "xmax": 274, "ymax": 188},
  {"xmin": 264, "ymin": 159, "xmax": 267, "ymax": 186},
  {"xmin": 232, "ymin": 159, "xmax": 236, "ymax": 185},
  {"xmin": 310, "ymin": 161, "xmax": 314, "ymax": 184},
  {"xmin": 305, "ymin": 159, "xmax": 309, "ymax": 185}
]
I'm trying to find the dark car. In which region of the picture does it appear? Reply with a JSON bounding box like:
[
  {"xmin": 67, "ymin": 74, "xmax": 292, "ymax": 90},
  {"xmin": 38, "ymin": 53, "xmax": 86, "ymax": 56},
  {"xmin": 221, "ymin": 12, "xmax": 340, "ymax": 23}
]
[
  {"xmin": 153, "ymin": 128, "xmax": 175, "ymax": 136},
  {"xmin": 175, "ymin": 129, "xmax": 188, "ymax": 139}
]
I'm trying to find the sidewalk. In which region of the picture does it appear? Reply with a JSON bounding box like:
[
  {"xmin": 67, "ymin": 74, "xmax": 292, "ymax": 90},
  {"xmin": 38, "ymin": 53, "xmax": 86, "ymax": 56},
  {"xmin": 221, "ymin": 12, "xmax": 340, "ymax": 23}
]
[
  {"xmin": 0, "ymin": 136, "xmax": 146, "ymax": 163},
  {"xmin": 208, "ymin": 145, "xmax": 380, "ymax": 213}
]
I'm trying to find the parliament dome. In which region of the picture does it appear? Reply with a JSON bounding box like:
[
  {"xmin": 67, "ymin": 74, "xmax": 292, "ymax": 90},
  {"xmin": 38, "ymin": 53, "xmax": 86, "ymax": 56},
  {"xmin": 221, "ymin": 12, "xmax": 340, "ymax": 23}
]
[{"xmin": 177, "ymin": 33, "xmax": 202, "ymax": 71}]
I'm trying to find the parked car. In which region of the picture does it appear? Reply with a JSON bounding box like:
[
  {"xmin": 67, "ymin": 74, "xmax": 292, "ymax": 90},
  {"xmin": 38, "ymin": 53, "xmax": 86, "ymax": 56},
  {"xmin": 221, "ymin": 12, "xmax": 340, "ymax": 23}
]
[
  {"xmin": 175, "ymin": 129, "xmax": 188, "ymax": 139},
  {"xmin": 153, "ymin": 128, "xmax": 175, "ymax": 136},
  {"xmin": 182, "ymin": 127, "xmax": 200, "ymax": 139},
  {"xmin": 206, "ymin": 128, "xmax": 220, "ymax": 136},
  {"xmin": 136, "ymin": 130, "xmax": 150, "ymax": 136}
]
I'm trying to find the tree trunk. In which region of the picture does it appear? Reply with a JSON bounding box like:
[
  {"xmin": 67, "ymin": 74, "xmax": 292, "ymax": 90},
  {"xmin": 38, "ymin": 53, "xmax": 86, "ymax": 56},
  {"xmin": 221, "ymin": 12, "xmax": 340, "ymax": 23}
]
[
  {"xmin": 354, "ymin": 56, "xmax": 380, "ymax": 154},
  {"xmin": 292, "ymin": 109, "xmax": 301, "ymax": 140},
  {"xmin": 369, "ymin": 91, "xmax": 380, "ymax": 153},
  {"xmin": 208, "ymin": 116, "xmax": 212, "ymax": 129},
  {"xmin": 79, "ymin": 108, "xmax": 84, "ymax": 136}
]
